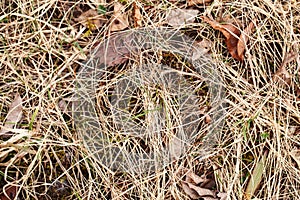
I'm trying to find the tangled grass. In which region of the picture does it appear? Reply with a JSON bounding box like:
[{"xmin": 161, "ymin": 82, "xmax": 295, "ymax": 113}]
[{"xmin": 0, "ymin": 0, "xmax": 299, "ymax": 199}]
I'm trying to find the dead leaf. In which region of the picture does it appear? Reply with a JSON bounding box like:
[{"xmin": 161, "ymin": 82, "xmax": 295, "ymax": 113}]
[
  {"xmin": 182, "ymin": 182, "xmax": 202, "ymax": 199},
  {"xmin": 245, "ymin": 151, "xmax": 267, "ymax": 200},
  {"xmin": 92, "ymin": 33, "xmax": 132, "ymax": 67},
  {"xmin": 182, "ymin": 170, "xmax": 217, "ymax": 199},
  {"xmin": 273, "ymin": 52, "xmax": 298, "ymax": 85},
  {"xmin": 133, "ymin": 2, "xmax": 142, "ymax": 27},
  {"xmin": 75, "ymin": 9, "xmax": 104, "ymax": 31},
  {"xmin": 201, "ymin": 16, "xmax": 242, "ymax": 61},
  {"xmin": 188, "ymin": 0, "xmax": 213, "ymax": 6},
  {"xmin": 187, "ymin": 183, "xmax": 216, "ymax": 196},
  {"xmin": 110, "ymin": 2, "xmax": 129, "ymax": 32},
  {"xmin": 0, "ymin": 186, "xmax": 17, "ymax": 200},
  {"xmin": 237, "ymin": 21, "xmax": 256, "ymax": 60},
  {"xmin": 186, "ymin": 171, "xmax": 206, "ymax": 184},
  {"xmin": 166, "ymin": 9, "xmax": 199, "ymax": 27},
  {"xmin": 0, "ymin": 93, "xmax": 23, "ymax": 137}
]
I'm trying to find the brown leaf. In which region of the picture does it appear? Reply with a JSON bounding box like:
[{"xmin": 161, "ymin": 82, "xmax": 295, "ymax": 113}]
[
  {"xmin": 92, "ymin": 33, "xmax": 132, "ymax": 67},
  {"xmin": 182, "ymin": 170, "xmax": 216, "ymax": 199},
  {"xmin": 182, "ymin": 182, "xmax": 201, "ymax": 199},
  {"xmin": 75, "ymin": 9, "xmax": 103, "ymax": 30},
  {"xmin": 0, "ymin": 186, "xmax": 17, "ymax": 200},
  {"xmin": 110, "ymin": 2, "xmax": 129, "ymax": 32},
  {"xmin": 187, "ymin": 183, "xmax": 216, "ymax": 197},
  {"xmin": 188, "ymin": 0, "xmax": 213, "ymax": 6},
  {"xmin": 273, "ymin": 52, "xmax": 298, "ymax": 85},
  {"xmin": 186, "ymin": 171, "xmax": 206, "ymax": 184},
  {"xmin": 201, "ymin": 16, "xmax": 242, "ymax": 61},
  {"xmin": 133, "ymin": 2, "xmax": 142, "ymax": 27},
  {"xmin": 166, "ymin": 9, "xmax": 199, "ymax": 27},
  {"xmin": 0, "ymin": 93, "xmax": 23, "ymax": 137},
  {"xmin": 237, "ymin": 21, "xmax": 256, "ymax": 60}
]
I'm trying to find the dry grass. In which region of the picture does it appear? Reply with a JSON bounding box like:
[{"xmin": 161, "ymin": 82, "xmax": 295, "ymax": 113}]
[{"xmin": 0, "ymin": 0, "xmax": 299, "ymax": 199}]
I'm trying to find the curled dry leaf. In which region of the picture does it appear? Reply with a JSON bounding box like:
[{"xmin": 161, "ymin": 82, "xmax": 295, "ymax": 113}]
[
  {"xmin": 166, "ymin": 9, "xmax": 199, "ymax": 27},
  {"xmin": 187, "ymin": 183, "xmax": 216, "ymax": 197},
  {"xmin": 110, "ymin": 2, "xmax": 129, "ymax": 32},
  {"xmin": 133, "ymin": 2, "xmax": 142, "ymax": 27},
  {"xmin": 201, "ymin": 16, "xmax": 241, "ymax": 61},
  {"xmin": 188, "ymin": 0, "xmax": 213, "ymax": 6},
  {"xmin": 186, "ymin": 170, "xmax": 206, "ymax": 184},
  {"xmin": 202, "ymin": 16, "xmax": 256, "ymax": 61},
  {"xmin": 182, "ymin": 182, "xmax": 202, "ymax": 199},
  {"xmin": 74, "ymin": 9, "xmax": 104, "ymax": 30},
  {"xmin": 0, "ymin": 93, "xmax": 23, "ymax": 137},
  {"xmin": 237, "ymin": 21, "xmax": 256, "ymax": 60},
  {"xmin": 182, "ymin": 170, "xmax": 219, "ymax": 199}
]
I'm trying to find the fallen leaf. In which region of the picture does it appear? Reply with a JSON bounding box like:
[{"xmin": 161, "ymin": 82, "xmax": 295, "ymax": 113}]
[
  {"xmin": 92, "ymin": 32, "xmax": 132, "ymax": 67},
  {"xmin": 74, "ymin": 9, "xmax": 104, "ymax": 31},
  {"xmin": 0, "ymin": 93, "xmax": 23, "ymax": 137},
  {"xmin": 133, "ymin": 2, "xmax": 142, "ymax": 27},
  {"xmin": 273, "ymin": 51, "xmax": 298, "ymax": 85},
  {"xmin": 201, "ymin": 16, "xmax": 242, "ymax": 61},
  {"xmin": 187, "ymin": 183, "xmax": 216, "ymax": 196},
  {"xmin": 188, "ymin": 0, "xmax": 213, "ymax": 6},
  {"xmin": 245, "ymin": 151, "xmax": 267, "ymax": 200},
  {"xmin": 110, "ymin": 2, "xmax": 129, "ymax": 32},
  {"xmin": 182, "ymin": 182, "xmax": 202, "ymax": 199},
  {"xmin": 181, "ymin": 169, "xmax": 217, "ymax": 199},
  {"xmin": 237, "ymin": 21, "xmax": 256, "ymax": 60},
  {"xmin": 166, "ymin": 9, "xmax": 199, "ymax": 27},
  {"xmin": 0, "ymin": 186, "xmax": 17, "ymax": 200},
  {"xmin": 186, "ymin": 170, "xmax": 206, "ymax": 184}
]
